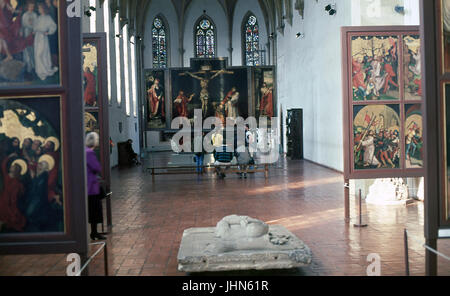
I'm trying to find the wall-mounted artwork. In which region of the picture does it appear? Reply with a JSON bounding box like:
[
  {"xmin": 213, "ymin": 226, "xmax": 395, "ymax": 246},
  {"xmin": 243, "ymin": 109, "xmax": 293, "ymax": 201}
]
[
  {"xmin": 0, "ymin": 97, "xmax": 63, "ymax": 234},
  {"xmin": 403, "ymin": 35, "xmax": 422, "ymax": 100},
  {"xmin": 254, "ymin": 67, "xmax": 275, "ymax": 120},
  {"xmin": 171, "ymin": 59, "xmax": 249, "ymax": 124},
  {"xmin": 145, "ymin": 69, "xmax": 166, "ymax": 129},
  {"xmin": 0, "ymin": 0, "xmax": 60, "ymax": 88},
  {"xmin": 353, "ymin": 104, "xmax": 400, "ymax": 170},
  {"xmin": 444, "ymin": 83, "xmax": 450, "ymax": 222},
  {"xmin": 351, "ymin": 35, "xmax": 399, "ymax": 101},
  {"xmin": 405, "ymin": 104, "xmax": 423, "ymax": 168},
  {"xmin": 82, "ymin": 41, "xmax": 99, "ymax": 107}
]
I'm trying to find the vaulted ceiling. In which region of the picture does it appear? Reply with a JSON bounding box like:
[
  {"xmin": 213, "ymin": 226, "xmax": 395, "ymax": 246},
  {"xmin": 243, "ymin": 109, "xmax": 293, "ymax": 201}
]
[{"xmin": 105, "ymin": 0, "xmax": 296, "ymax": 39}]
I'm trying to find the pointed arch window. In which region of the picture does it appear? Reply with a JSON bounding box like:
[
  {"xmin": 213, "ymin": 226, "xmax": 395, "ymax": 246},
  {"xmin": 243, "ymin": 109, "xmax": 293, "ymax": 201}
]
[
  {"xmin": 195, "ymin": 16, "xmax": 216, "ymax": 58},
  {"xmin": 243, "ymin": 13, "xmax": 260, "ymax": 66},
  {"xmin": 152, "ymin": 17, "xmax": 167, "ymax": 68}
]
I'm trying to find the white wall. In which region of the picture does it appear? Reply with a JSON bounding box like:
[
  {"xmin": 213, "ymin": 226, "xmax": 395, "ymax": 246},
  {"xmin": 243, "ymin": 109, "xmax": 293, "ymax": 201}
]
[
  {"xmin": 351, "ymin": 0, "xmax": 420, "ymax": 26},
  {"xmin": 232, "ymin": 0, "xmax": 268, "ymax": 66},
  {"xmin": 143, "ymin": 0, "xmax": 180, "ymax": 68},
  {"xmin": 183, "ymin": 0, "xmax": 229, "ymax": 66},
  {"xmin": 277, "ymin": 0, "xmax": 352, "ymax": 172}
]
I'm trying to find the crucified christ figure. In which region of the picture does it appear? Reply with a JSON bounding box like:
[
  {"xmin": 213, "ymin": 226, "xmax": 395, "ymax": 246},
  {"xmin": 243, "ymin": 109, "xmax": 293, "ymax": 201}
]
[{"xmin": 180, "ymin": 68, "xmax": 234, "ymax": 116}]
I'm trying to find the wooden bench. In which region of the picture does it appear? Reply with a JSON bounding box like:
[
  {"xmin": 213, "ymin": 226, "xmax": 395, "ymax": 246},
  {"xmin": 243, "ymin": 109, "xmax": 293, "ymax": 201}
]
[{"xmin": 147, "ymin": 164, "xmax": 269, "ymax": 181}]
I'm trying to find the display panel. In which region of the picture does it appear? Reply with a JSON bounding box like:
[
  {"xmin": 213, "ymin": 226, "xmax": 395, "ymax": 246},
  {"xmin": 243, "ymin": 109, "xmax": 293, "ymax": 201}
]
[
  {"xmin": 444, "ymin": 83, "xmax": 450, "ymax": 221},
  {"xmin": 0, "ymin": 0, "xmax": 61, "ymax": 88},
  {"xmin": 0, "ymin": 96, "xmax": 64, "ymax": 234},
  {"xmin": 342, "ymin": 26, "xmax": 423, "ymax": 179},
  {"xmin": 442, "ymin": 0, "xmax": 450, "ymax": 73}
]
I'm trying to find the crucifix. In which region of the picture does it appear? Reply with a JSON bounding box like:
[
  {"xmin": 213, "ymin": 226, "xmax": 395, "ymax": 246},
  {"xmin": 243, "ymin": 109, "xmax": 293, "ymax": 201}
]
[{"xmin": 179, "ymin": 66, "xmax": 234, "ymax": 116}]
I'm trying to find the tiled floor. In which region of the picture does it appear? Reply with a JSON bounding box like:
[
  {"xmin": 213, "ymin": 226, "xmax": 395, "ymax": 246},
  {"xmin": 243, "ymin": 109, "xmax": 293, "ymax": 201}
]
[{"xmin": 0, "ymin": 157, "xmax": 449, "ymax": 276}]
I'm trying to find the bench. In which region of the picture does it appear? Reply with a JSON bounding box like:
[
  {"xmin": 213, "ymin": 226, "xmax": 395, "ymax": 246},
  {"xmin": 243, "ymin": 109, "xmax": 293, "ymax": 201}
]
[{"xmin": 147, "ymin": 163, "xmax": 269, "ymax": 181}]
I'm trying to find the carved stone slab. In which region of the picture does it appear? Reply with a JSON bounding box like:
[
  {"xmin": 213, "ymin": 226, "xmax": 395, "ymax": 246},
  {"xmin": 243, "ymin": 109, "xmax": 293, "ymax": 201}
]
[{"xmin": 177, "ymin": 225, "xmax": 312, "ymax": 272}]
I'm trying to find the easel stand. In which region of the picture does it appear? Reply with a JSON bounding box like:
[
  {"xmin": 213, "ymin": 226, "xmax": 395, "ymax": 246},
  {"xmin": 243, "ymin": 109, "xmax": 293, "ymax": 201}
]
[{"xmin": 354, "ymin": 189, "xmax": 368, "ymax": 228}]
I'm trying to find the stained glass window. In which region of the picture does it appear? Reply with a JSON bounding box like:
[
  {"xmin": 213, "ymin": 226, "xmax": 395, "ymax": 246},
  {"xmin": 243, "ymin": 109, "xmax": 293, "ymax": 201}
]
[
  {"xmin": 152, "ymin": 17, "xmax": 167, "ymax": 68},
  {"xmin": 244, "ymin": 14, "xmax": 260, "ymax": 66},
  {"xmin": 195, "ymin": 17, "xmax": 215, "ymax": 58}
]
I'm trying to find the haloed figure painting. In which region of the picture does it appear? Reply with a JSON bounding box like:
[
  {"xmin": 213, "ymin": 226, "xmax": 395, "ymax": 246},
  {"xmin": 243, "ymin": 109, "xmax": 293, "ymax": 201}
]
[
  {"xmin": 0, "ymin": 0, "xmax": 60, "ymax": 88},
  {"xmin": 0, "ymin": 97, "xmax": 64, "ymax": 234}
]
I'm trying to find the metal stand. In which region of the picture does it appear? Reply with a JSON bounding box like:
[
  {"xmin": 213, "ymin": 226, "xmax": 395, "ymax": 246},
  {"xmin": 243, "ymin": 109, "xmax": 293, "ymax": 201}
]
[
  {"xmin": 404, "ymin": 229, "xmax": 410, "ymax": 276},
  {"xmin": 354, "ymin": 189, "xmax": 368, "ymax": 227}
]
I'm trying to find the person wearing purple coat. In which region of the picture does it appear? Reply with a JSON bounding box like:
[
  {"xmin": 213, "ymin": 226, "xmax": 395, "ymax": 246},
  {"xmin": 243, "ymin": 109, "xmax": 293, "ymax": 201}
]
[{"xmin": 85, "ymin": 132, "xmax": 105, "ymax": 240}]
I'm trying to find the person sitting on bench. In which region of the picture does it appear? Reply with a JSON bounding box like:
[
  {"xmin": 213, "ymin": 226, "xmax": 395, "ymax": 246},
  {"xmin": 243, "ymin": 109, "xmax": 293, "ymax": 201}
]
[
  {"xmin": 125, "ymin": 139, "xmax": 140, "ymax": 165},
  {"xmin": 235, "ymin": 143, "xmax": 251, "ymax": 179},
  {"xmin": 214, "ymin": 144, "xmax": 234, "ymax": 179}
]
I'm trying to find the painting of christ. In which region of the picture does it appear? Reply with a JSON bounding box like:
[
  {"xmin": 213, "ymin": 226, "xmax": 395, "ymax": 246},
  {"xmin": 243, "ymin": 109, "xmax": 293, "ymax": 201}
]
[
  {"xmin": 353, "ymin": 104, "xmax": 401, "ymax": 170},
  {"xmin": 351, "ymin": 35, "xmax": 399, "ymax": 101},
  {"xmin": 171, "ymin": 59, "xmax": 249, "ymax": 125},
  {"xmin": 0, "ymin": 0, "xmax": 60, "ymax": 88},
  {"xmin": 0, "ymin": 97, "xmax": 64, "ymax": 234}
]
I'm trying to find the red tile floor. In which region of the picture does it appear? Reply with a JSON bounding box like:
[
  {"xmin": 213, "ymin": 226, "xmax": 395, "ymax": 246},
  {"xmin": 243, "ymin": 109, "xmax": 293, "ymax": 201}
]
[{"xmin": 0, "ymin": 157, "xmax": 449, "ymax": 276}]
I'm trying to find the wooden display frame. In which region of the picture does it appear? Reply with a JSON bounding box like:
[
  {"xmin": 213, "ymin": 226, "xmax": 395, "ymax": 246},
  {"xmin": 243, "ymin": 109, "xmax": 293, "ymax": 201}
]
[
  {"xmin": 0, "ymin": 2, "xmax": 87, "ymax": 255},
  {"xmin": 83, "ymin": 33, "xmax": 111, "ymax": 194},
  {"xmin": 342, "ymin": 26, "xmax": 424, "ymax": 180}
]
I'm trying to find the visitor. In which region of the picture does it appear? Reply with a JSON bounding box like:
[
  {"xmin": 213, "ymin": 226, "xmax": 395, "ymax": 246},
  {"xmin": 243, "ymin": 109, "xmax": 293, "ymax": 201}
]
[
  {"xmin": 214, "ymin": 144, "xmax": 233, "ymax": 179},
  {"xmin": 235, "ymin": 143, "xmax": 251, "ymax": 179},
  {"xmin": 125, "ymin": 139, "xmax": 140, "ymax": 165},
  {"xmin": 193, "ymin": 132, "xmax": 205, "ymax": 173},
  {"xmin": 85, "ymin": 132, "xmax": 105, "ymax": 241}
]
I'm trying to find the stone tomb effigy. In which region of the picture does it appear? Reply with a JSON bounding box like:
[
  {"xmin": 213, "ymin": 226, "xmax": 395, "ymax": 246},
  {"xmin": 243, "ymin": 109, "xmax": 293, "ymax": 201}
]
[{"xmin": 177, "ymin": 215, "xmax": 312, "ymax": 272}]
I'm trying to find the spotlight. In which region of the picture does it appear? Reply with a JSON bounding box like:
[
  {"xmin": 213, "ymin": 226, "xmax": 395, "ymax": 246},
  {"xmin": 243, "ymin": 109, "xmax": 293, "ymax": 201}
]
[
  {"xmin": 296, "ymin": 32, "xmax": 304, "ymax": 39},
  {"xmin": 116, "ymin": 34, "xmax": 122, "ymax": 38},
  {"xmin": 325, "ymin": 4, "xmax": 336, "ymax": 15},
  {"xmin": 394, "ymin": 5, "xmax": 405, "ymax": 15}
]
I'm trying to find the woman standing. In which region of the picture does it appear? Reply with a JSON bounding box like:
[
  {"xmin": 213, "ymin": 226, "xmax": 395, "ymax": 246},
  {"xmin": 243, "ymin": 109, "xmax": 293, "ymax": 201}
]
[{"xmin": 85, "ymin": 132, "xmax": 105, "ymax": 240}]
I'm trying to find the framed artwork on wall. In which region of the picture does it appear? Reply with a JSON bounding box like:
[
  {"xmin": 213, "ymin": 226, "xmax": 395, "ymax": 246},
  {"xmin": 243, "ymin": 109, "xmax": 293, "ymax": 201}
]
[
  {"xmin": 82, "ymin": 41, "xmax": 99, "ymax": 108},
  {"xmin": 0, "ymin": 1, "xmax": 88, "ymax": 256},
  {"xmin": 0, "ymin": 0, "xmax": 62, "ymax": 90},
  {"xmin": 342, "ymin": 26, "xmax": 424, "ymax": 180}
]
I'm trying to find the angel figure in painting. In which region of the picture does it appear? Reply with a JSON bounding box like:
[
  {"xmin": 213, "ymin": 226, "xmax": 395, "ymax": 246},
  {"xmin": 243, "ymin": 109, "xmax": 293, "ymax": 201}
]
[
  {"xmin": 21, "ymin": 1, "xmax": 37, "ymax": 74},
  {"xmin": 34, "ymin": 2, "xmax": 58, "ymax": 81}
]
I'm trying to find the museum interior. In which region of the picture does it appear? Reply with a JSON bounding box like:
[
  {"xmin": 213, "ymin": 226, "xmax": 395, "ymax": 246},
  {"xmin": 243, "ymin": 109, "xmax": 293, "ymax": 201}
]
[{"xmin": 0, "ymin": 0, "xmax": 449, "ymax": 277}]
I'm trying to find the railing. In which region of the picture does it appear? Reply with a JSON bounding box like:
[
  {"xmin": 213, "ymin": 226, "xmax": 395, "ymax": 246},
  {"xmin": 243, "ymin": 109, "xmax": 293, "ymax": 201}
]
[
  {"xmin": 404, "ymin": 229, "xmax": 450, "ymax": 275},
  {"xmin": 76, "ymin": 242, "xmax": 108, "ymax": 276}
]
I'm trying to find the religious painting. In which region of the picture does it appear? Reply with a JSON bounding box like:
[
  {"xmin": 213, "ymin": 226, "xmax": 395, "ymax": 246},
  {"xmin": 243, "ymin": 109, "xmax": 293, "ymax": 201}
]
[
  {"xmin": 0, "ymin": 0, "xmax": 61, "ymax": 88},
  {"xmin": 442, "ymin": 0, "xmax": 450, "ymax": 73},
  {"xmin": 351, "ymin": 35, "xmax": 399, "ymax": 101},
  {"xmin": 353, "ymin": 104, "xmax": 400, "ymax": 170},
  {"xmin": 404, "ymin": 104, "xmax": 423, "ymax": 168},
  {"xmin": 403, "ymin": 35, "xmax": 422, "ymax": 100},
  {"xmin": 0, "ymin": 96, "xmax": 64, "ymax": 234},
  {"xmin": 145, "ymin": 69, "xmax": 166, "ymax": 129},
  {"xmin": 82, "ymin": 40, "xmax": 99, "ymax": 107},
  {"xmin": 254, "ymin": 67, "xmax": 275, "ymax": 120},
  {"xmin": 171, "ymin": 59, "xmax": 249, "ymax": 125}
]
